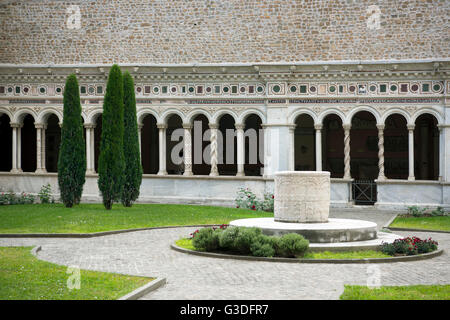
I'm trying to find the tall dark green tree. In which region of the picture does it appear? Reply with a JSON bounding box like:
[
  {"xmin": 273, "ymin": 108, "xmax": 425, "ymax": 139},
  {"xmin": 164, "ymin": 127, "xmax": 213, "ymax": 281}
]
[
  {"xmin": 121, "ymin": 72, "xmax": 142, "ymax": 207},
  {"xmin": 58, "ymin": 74, "xmax": 86, "ymax": 207},
  {"xmin": 98, "ymin": 64, "xmax": 125, "ymax": 210}
]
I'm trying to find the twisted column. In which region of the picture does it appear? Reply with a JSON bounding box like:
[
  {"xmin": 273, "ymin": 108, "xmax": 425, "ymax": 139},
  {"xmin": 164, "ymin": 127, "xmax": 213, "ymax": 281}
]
[
  {"xmin": 209, "ymin": 123, "xmax": 219, "ymax": 176},
  {"xmin": 377, "ymin": 124, "xmax": 385, "ymax": 180},
  {"xmin": 183, "ymin": 123, "xmax": 193, "ymax": 176},
  {"xmin": 235, "ymin": 123, "xmax": 245, "ymax": 176},
  {"xmin": 407, "ymin": 124, "xmax": 415, "ymax": 181},
  {"xmin": 314, "ymin": 124, "xmax": 323, "ymax": 171},
  {"xmin": 343, "ymin": 124, "xmax": 351, "ymax": 179}
]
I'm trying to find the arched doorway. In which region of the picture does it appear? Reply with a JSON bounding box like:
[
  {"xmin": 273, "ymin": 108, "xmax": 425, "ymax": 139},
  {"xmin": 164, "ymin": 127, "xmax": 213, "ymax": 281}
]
[
  {"xmin": 322, "ymin": 114, "xmax": 344, "ymax": 178},
  {"xmin": 244, "ymin": 114, "xmax": 263, "ymax": 176},
  {"xmin": 45, "ymin": 114, "xmax": 61, "ymax": 172},
  {"xmin": 141, "ymin": 114, "xmax": 159, "ymax": 174},
  {"xmin": 384, "ymin": 114, "xmax": 408, "ymax": 179},
  {"xmin": 414, "ymin": 114, "xmax": 439, "ymax": 180},
  {"xmin": 294, "ymin": 114, "xmax": 315, "ymax": 171},
  {"xmin": 191, "ymin": 114, "xmax": 211, "ymax": 175},
  {"xmin": 217, "ymin": 114, "xmax": 237, "ymax": 176},
  {"xmin": 166, "ymin": 114, "xmax": 184, "ymax": 175},
  {"xmin": 0, "ymin": 114, "xmax": 12, "ymax": 171}
]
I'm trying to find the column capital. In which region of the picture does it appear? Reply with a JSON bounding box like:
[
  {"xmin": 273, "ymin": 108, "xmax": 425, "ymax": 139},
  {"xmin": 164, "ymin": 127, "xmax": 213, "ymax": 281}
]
[
  {"xmin": 342, "ymin": 124, "xmax": 351, "ymax": 130},
  {"xmin": 9, "ymin": 122, "xmax": 22, "ymax": 128},
  {"xmin": 376, "ymin": 124, "xmax": 385, "ymax": 130},
  {"xmin": 182, "ymin": 123, "xmax": 193, "ymax": 130},
  {"xmin": 209, "ymin": 123, "xmax": 219, "ymax": 129},
  {"xmin": 34, "ymin": 122, "xmax": 46, "ymax": 129},
  {"xmin": 157, "ymin": 123, "xmax": 167, "ymax": 129},
  {"xmin": 84, "ymin": 123, "xmax": 96, "ymax": 129},
  {"xmin": 314, "ymin": 124, "xmax": 323, "ymax": 130},
  {"xmin": 235, "ymin": 123, "xmax": 245, "ymax": 130},
  {"xmin": 288, "ymin": 124, "xmax": 297, "ymax": 132},
  {"xmin": 138, "ymin": 123, "xmax": 144, "ymax": 130},
  {"xmin": 407, "ymin": 124, "xmax": 415, "ymax": 131}
]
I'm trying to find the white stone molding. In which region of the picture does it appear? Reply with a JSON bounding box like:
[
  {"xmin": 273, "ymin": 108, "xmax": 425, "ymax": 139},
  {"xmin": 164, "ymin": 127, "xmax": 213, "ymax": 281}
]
[{"xmin": 377, "ymin": 124, "xmax": 385, "ymax": 181}]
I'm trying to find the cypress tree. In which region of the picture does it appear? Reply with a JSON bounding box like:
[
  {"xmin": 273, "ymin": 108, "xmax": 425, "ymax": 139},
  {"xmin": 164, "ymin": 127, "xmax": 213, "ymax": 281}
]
[
  {"xmin": 58, "ymin": 74, "xmax": 86, "ymax": 207},
  {"xmin": 121, "ymin": 72, "xmax": 142, "ymax": 207},
  {"xmin": 98, "ymin": 64, "xmax": 125, "ymax": 210}
]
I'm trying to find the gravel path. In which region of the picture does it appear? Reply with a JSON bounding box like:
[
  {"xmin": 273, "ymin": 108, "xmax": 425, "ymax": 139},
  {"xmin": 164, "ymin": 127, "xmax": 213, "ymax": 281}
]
[{"xmin": 0, "ymin": 209, "xmax": 448, "ymax": 300}]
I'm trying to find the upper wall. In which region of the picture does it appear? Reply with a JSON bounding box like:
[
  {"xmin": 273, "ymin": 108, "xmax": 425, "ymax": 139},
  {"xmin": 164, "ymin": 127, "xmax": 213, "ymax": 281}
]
[{"xmin": 0, "ymin": 0, "xmax": 448, "ymax": 64}]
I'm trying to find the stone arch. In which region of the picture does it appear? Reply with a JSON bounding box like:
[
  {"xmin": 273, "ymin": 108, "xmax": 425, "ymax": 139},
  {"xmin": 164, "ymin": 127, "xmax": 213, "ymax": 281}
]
[
  {"xmin": 318, "ymin": 108, "xmax": 346, "ymax": 125},
  {"xmin": 86, "ymin": 108, "xmax": 103, "ymax": 125},
  {"xmin": 211, "ymin": 109, "xmax": 239, "ymax": 125},
  {"xmin": 289, "ymin": 109, "xmax": 319, "ymax": 126},
  {"xmin": 345, "ymin": 105, "xmax": 381, "ymax": 126},
  {"xmin": 238, "ymin": 108, "xmax": 266, "ymax": 125},
  {"xmin": 37, "ymin": 108, "xmax": 63, "ymax": 124},
  {"xmin": 243, "ymin": 113, "xmax": 264, "ymax": 176},
  {"xmin": 411, "ymin": 108, "xmax": 443, "ymax": 125},
  {"xmin": 12, "ymin": 108, "xmax": 37, "ymax": 124},
  {"xmin": 0, "ymin": 107, "xmax": 14, "ymax": 122},
  {"xmin": 160, "ymin": 109, "xmax": 186, "ymax": 125},
  {"xmin": 186, "ymin": 109, "xmax": 213, "ymax": 125},
  {"xmin": 381, "ymin": 108, "xmax": 411, "ymax": 126},
  {"xmin": 0, "ymin": 112, "xmax": 12, "ymax": 171},
  {"xmin": 137, "ymin": 108, "xmax": 160, "ymax": 125}
]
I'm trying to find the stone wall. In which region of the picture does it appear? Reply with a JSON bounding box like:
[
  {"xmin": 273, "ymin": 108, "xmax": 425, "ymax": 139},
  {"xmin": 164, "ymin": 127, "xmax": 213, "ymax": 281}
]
[{"xmin": 0, "ymin": 0, "xmax": 448, "ymax": 64}]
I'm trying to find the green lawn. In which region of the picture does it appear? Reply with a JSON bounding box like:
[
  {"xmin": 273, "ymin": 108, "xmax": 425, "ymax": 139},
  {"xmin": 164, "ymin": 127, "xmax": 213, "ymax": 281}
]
[
  {"xmin": 0, "ymin": 247, "xmax": 152, "ymax": 300},
  {"xmin": 0, "ymin": 203, "xmax": 272, "ymax": 234},
  {"xmin": 390, "ymin": 216, "xmax": 450, "ymax": 232},
  {"xmin": 340, "ymin": 284, "xmax": 450, "ymax": 300},
  {"xmin": 175, "ymin": 238, "xmax": 390, "ymax": 259}
]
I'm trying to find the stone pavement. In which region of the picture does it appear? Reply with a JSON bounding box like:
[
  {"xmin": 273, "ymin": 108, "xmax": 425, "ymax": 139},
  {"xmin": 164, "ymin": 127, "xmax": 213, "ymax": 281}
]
[{"xmin": 0, "ymin": 209, "xmax": 448, "ymax": 300}]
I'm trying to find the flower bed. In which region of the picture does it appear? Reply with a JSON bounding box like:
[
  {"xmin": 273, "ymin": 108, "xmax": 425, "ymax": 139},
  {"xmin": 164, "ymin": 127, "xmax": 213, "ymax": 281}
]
[{"xmin": 381, "ymin": 237, "xmax": 438, "ymax": 256}]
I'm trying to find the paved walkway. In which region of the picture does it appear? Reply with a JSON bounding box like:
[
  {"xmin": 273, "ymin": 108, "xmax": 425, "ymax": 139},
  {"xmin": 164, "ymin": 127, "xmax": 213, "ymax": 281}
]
[{"xmin": 0, "ymin": 209, "xmax": 449, "ymax": 300}]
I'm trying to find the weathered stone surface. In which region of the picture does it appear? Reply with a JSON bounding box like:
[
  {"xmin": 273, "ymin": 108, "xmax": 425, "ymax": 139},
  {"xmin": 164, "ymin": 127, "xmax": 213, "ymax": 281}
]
[
  {"xmin": 274, "ymin": 171, "xmax": 330, "ymax": 223},
  {"xmin": 0, "ymin": 0, "xmax": 448, "ymax": 64}
]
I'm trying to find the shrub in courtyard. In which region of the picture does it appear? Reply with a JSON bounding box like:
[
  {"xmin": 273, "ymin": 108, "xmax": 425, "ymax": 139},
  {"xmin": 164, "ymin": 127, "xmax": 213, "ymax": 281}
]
[
  {"xmin": 98, "ymin": 64, "xmax": 125, "ymax": 210},
  {"xmin": 431, "ymin": 207, "xmax": 447, "ymax": 216},
  {"xmin": 275, "ymin": 233, "xmax": 309, "ymax": 258},
  {"xmin": 58, "ymin": 74, "xmax": 86, "ymax": 208},
  {"xmin": 0, "ymin": 192, "xmax": 35, "ymax": 205},
  {"xmin": 235, "ymin": 187, "xmax": 274, "ymax": 212},
  {"xmin": 38, "ymin": 184, "xmax": 52, "ymax": 204},
  {"xmin": 218, "ymin": 226, "xmax": 241, "ymax": 250},
  {"xmin": 121, "ymin": 71, "xmax": 142, "ymax": 207},
  {"xmin": 407, "ymin": 206, "xmax": 426, "ymax": 217},
  {"xmin": 234, "ymin": 227, "xmax": 262, "ymax": 254},
  {"xmin": 250, "ymin": 234, "xmax": 277, "ymax": 257},
  {"xmin": 192, "ymin": 227, "xmax": 222, "ymax": 251}
]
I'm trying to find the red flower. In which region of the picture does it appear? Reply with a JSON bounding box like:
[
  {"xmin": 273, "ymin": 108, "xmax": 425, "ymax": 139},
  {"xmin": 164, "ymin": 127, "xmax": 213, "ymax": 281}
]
[{"xmin": 251, "ymin": 205, "xmax": 256, "ymax": 210}]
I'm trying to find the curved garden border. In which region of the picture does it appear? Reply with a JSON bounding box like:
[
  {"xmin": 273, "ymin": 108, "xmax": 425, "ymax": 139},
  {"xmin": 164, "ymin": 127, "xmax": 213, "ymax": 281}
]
[{"xmin": 170, "ymin": 243, "xmax": 444, "ymax": 264}]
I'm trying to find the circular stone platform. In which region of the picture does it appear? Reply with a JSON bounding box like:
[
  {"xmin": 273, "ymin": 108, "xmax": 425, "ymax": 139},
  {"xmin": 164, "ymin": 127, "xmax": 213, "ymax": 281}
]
[{"xmin": 229, "ymin": 218, "xmax": 378, "ymax": 243}]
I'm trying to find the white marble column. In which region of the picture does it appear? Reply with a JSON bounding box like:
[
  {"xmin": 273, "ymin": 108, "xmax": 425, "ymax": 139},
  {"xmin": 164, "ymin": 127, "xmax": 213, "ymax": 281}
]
[
  {"xmin": 41, "ymin": 124, "xmax": 47, "ymax": 172},
  {"xmin": 35, "ymin": 123, "xmax": 45, "ymax": 173},
  {"xmin": 209, "ymin": 123, "xmax": 219, "ymax": 176},
  {"xmin": 10, "ymin": 123, "xmax": 19, "ymax": 173},
  {"xmin": 343, "ymin": 124, "xmax": 351, "ymax": 179},
  {"xmin": 407, "ymin": 124, "xmax": 415, "ymax": 181},
  {"xmin": 235, "ymin": 123, "xmax": 245, "ymax": 176},
  {"xmin": 157, "ymin": 124, "xmax": 167, "ymax": 175},
  {"xmin": 289, "ymin": 125, "xmax": 296, "ymax": 171},
  {"xmin": 90, "ymin": 125, "xmax": 96, "ymax": 172},
  {"xmin": 84, "ymin": 124, "xmax": 95, "ymax": 174},
  {"xmin": 183, "ymin": 123, "xmax": 193, "ymax": 176},
  {"xmin": 377, "ymin": 124, "xmax": 385, "ymax": 180},
  {"xmin": 438, "ymin": 125, "xmax": 444, "ymax": 181},
  {"xmin": 17, "ymin": 124, "xmax": 22, "ymax": 172},
  {"xmin": 314, "ymin": 124, "xmax": 322, "ymax": 171}
]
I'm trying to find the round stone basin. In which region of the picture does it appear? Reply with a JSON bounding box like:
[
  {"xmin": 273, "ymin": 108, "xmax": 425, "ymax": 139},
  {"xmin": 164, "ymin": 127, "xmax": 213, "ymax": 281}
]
[{"xmin": 229, "ymin": 218, "xmax": 378, "ymax": 243}]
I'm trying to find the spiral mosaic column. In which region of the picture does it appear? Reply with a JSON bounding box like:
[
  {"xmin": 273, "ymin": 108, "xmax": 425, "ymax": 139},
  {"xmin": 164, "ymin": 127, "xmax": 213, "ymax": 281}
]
[
  {"xmin": 343, "ymin": 124, "xmax": 351, "ymax": 179},
  {"xmin": 183, "ymin": 123, "xmax": 193, "ymax": 176},
  {"xmin": 209, "ymin": 123, "xmax": 219, "ymax": 176},
  {"xmin": 377, "ymin": 124, "xmax": 385, "ymax": 180}
]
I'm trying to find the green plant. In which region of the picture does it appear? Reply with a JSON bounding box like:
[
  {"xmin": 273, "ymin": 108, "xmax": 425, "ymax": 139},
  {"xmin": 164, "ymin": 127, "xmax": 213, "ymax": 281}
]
[
  {"xmin": 235, "ymin": 188, "xmax": 274, "ymax": 212},
  {"xmin": 431, "ymin": 207, "xmax": 447, "ymax": 217},
  {"xmin": 218, "ymin": 226, "xmax": 241, "ymax": 250},
  {"xmin": 58, "ymin": 74, "xmax": 86, "ymax": 208},
  {"xmin": 407, "ymin": 206, "xmax": 426, "ymax": 217},
  {"xmin": 98, "ymin": 64, "xmax": 125, "ymax": 210},
  {"xmin": 250, "ymin": 234, "xmax": 277, "ymax": 257},
  {"xmin": 38, "ymin": 184, "xmax": 52, "ymax": 204},
  {"xmin": 276, "ymin": 233, "xmax": 309, "ymax": 258},
  {"xmin": 192, "ymin": 227, "xmax": 221, "ymax": 251},
  {"xmin": 0, "ymin": 192, "xmax": 34, "ymax": 205},
  {"xmin": 234, "ymin": 227, "xmax": 262, "ymax": 254},
  {"xmin": 381, "ymin": 237, "xmax": 438, "ymax": 256},
  {"xmin": 121, "ymin": 71, "xmax": 142, "ymax": 207}
]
